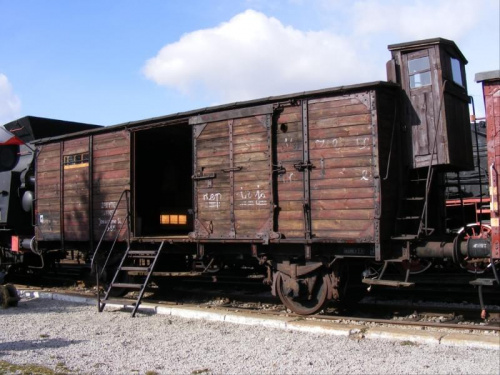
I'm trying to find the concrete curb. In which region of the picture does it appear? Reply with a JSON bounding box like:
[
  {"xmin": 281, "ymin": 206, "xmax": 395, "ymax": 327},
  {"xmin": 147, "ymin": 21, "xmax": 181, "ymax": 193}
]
[
  {"xmin": 365, "ymin": 326, "xmax": 443, "ymax": 345},
  {"xmin": 18, "ymin": 290, "xmax": 500, "ymax": 350}
]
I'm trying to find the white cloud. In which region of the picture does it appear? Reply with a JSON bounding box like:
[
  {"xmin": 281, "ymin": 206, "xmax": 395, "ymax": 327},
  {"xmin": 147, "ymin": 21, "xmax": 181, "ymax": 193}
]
[
  {"xmin": 143, "ymin": 10, "xmax": 375, "ymax": 103},
  {"xmin": 143, "ymin": 2, "xmax": 494, "ymax": 107},
  {"xmin": 0, "ymin": 74, "xmax": 21, "ymax": 125},
  {"xmin": 351, "ymin": 0, "xmax": 481, "ymax": 40}
]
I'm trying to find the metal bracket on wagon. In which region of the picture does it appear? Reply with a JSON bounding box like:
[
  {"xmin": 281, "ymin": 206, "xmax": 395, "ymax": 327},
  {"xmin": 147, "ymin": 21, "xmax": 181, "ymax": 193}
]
[
  {"xmin": 192, "ymin": 170, "xmax": 216, "ymax": 181},
  {"xmin": 293, "ymin": 161, "xmax": 314, "ymax": 171}
]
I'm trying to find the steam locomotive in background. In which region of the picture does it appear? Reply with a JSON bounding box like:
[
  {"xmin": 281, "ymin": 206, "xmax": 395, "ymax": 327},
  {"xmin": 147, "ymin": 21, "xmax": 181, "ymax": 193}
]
[{"xmin": 0, "ymin": 38, "xmax": 498, "ymax": 316}]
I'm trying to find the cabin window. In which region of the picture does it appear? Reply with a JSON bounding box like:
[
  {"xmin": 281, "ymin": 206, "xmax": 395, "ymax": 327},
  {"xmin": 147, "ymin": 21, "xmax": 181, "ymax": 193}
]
[
  {"xmin": 450, "ymin": 57, "xmax": 464, "ymax": 86},
  {"xmin": 63, "ymin": 152, "xmax": 89, "ymax": 169},
  {"xmin": 408, "ymin": 56, "xmax": 431, "ymax": 89}
]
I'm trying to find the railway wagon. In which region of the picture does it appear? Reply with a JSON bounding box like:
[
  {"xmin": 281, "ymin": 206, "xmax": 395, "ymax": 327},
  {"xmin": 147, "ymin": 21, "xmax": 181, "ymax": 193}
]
[
  {"xmin": 0, "ymin": 117, "xmax": 101, "ymax": 277},
  {"xmin": 33, "ymin": 38, "xmax": 497, "ymax": 315}
]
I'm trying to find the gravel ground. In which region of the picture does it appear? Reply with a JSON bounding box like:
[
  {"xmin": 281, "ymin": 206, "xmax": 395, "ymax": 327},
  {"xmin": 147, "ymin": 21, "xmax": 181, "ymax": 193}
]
[{"xmin": 0, "ymin": 298, "xmax": 499, "ymax": 375}]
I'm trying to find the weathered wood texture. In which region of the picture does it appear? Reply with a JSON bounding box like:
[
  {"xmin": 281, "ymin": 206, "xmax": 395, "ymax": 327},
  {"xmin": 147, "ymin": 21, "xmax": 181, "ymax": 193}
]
[
  {"xmin": 35, "ymin": 143, "xmax": 61, "ymax": 241},
  {"xmin": 36, "ymin": 131, "xmax": 131, "ymax": 243},
  {"xmin": 308, "ymin": 94, "xmax": 376, "ymax": 240},
  {"xmin": 191, "ymin": 88, "xmax": 399, "ymax": 244},
  {"xmin": 194, "ymin": 115, "xmax": 272, "ymax": 239},
  {"xmin": 392, "ymin": 41, "xmax": 473, "ymax": 170},
  {"xmin": 36, "ymin": 85, "xmax": 399, "ymax": 248},
  {"xmin": 92, "ymin": 131, "xmax": 131, "ymax": 241},
  {"xmin": 62, "ymin": 138, "xmax": 90, "ymax": 241},
  {"xmin": 275, "ymin": 105, "xmax": 305, "ymax": 238},
  {"xmin": 275, "ymin": 93, "xmax": 378, "ymax": 240}
]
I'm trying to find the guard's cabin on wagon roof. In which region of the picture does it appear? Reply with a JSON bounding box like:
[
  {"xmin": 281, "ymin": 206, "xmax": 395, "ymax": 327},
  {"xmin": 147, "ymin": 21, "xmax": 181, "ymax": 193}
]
[{"xmin": 387, "ymin": 38, "xmax": 473, "ymax": 170}]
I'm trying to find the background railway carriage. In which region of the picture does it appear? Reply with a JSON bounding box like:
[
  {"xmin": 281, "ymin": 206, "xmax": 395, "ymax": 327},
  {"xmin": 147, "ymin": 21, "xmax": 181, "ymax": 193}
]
[
  {"xmin": 475, "ymin": 70, "xmax": 500, "ymax": 261},
  {"xmin": 31, "ymin": 38, "xmax": 498, "ymax": 315}
]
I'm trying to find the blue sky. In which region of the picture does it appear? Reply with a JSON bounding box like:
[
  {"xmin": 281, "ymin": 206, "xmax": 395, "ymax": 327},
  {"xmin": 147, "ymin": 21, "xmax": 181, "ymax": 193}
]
[{"xmin": 0, "ymin": 0, "xmax": 498, "ymax": 126}]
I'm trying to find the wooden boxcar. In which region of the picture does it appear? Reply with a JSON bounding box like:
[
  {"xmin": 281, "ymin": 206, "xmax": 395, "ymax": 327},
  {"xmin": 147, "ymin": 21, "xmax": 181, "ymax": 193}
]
[
  {"xmin": 35, "ymin": 82, "xmax": 400, "ymax": 257},
  {"xmin": 33, "ymin": 38, "xmax": 496, "ymax": 315}
]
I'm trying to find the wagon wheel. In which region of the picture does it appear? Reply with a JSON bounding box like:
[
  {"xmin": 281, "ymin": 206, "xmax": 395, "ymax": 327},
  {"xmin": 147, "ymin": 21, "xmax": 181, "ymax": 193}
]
[
  {"xmin": 0, "ymin": 284, "xmax": 19, "ymax": 308},
  {"xmin": 457, "ymin": 223, "xmax": 492, "ymax": 274},
  {"xmin": 0, "ymin": 286, "xmax": 6, "ymax": 308},
  {"xmin": 4, "ymin": 284, "xmax": 19, "ymax": 307},
  {"xmin": 276, "ymin": 271, "xmax": 328, "ymax": 315}
]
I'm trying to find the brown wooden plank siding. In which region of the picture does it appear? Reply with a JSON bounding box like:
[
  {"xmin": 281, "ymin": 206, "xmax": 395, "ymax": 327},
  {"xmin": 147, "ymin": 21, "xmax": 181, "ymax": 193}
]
[
  {"xmin": 62, "ymin": 137, "xmax": 90, "ymax": 241},
  {"xmin": 195, "ymin": 120, "xmax": 231, "ymax": 238},
  {"xmin": 92, "ymin": 130, "xmax": 130, "ymax": 241},
  {"xmin": 35, "ymin": 130, "xmax": 131, "ymax": 243},
  {"xmin": 275, "ymin": 105, "xmax": 305, "ymax": 238},
  {"xmin": 35, "ymin": 143, "xmax": 61, "ymax": 241},
  {"xmin": 307, "ymin": 93, "xmax": 376, "ymax": 240},
  {"xmin": 233, "ymin": 116, "xmax": 272, "ymax": 237},
  {"xmin": 194, "ymin": 115, "xmax": 273, "ymax": 239}
]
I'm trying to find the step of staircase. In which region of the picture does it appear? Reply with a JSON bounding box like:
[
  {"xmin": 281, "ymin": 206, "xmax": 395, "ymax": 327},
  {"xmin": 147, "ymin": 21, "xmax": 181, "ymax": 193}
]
[
  {"xmin": 120, "ymin": 266, "xmax": 150, "ymax": 272},
  {"xmin": 111, "ymin": 283, "xmax": 143, "ymax": 289},
  {"xmin": 391, "ymin": 234, "xmax": 418, "ymax": 240},
  {"xmin": 362, "ymin": 279, "xmax": 415, "ymax": 287},
  {"xmin": 127, "ymin": 250, "xmax": 157, "ymax": 258},
  {"xmin": 102, "ymin": 297, "xmax": 137, "ymax": 306},
  {"xmin": 470, "ymin": 278, "xmax": 498, "ymax": 287}
]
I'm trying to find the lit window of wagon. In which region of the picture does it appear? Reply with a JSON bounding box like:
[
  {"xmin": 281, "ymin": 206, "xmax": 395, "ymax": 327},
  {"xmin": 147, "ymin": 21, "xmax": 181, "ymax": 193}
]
[{"xmin": 63, "ymin": 152, "xmax": 89, "ymax": 169}]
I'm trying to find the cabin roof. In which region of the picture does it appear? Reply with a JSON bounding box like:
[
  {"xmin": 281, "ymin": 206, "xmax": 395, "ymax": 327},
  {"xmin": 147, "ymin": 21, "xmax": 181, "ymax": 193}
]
[{"xmin": 388, "ymin": 37, "xmax": 467, "ymax": 64}]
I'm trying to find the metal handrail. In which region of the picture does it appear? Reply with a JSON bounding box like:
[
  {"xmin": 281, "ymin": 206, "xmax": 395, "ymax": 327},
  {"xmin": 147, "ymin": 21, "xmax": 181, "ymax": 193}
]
[{"xmin": 90, "ymin": 189, "xmax": 131, "ymax": 276}]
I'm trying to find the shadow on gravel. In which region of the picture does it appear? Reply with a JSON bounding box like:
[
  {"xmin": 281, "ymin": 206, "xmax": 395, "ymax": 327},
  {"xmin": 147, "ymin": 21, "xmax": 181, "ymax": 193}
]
[
  {"xmin": 0, "ymin": 338, "xmax": 84, "ymax": 353},
  {"xmin": 0, "ymin": 298, "xmax": 87, "ymax": 316}
]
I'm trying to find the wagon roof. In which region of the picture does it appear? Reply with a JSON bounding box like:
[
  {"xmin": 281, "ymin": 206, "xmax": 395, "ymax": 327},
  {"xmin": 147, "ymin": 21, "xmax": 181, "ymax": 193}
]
[
  {"xmin": 33, "ymin": 80, "xmax": 399, "ymax": 144},
  {"xmin": 475, "ymin": 70, "xmax": 500, "ymax": 82}
]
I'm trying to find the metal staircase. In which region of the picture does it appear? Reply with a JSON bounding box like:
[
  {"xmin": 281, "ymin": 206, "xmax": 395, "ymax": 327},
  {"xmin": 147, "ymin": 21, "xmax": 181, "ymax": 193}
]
[
  {"xmin": 362, "ymin": 168, "xmax": 436, "ymax": 289},
  {"xmin": 90, "ymin": 189, "xmax": 165, "ymax": 317},
  {"xmin": 99, "ymin": 241, "xmax": 165, "ymax": 317},
  {"xmin": 392, "ymin": 166, "xmax": 435, "ymax": 240}
]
